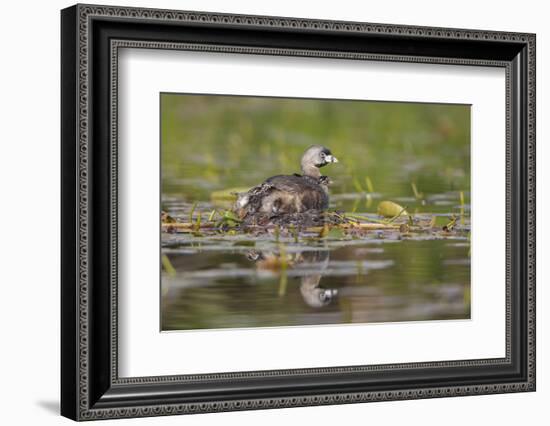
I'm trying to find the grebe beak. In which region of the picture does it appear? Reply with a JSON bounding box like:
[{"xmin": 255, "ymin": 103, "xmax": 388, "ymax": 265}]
[{"xmin": 325, "ymin": 155, "xmax": 338, "ymax": 163}]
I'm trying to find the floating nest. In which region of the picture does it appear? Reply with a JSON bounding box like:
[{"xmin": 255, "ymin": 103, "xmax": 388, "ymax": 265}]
[
  {"xmin": 160, "ymin": 206, "xmax": 465, "ymax": 238},
  {"xmin": 241, "ymin": 210, "xmax": 351, "ymax": 229}
]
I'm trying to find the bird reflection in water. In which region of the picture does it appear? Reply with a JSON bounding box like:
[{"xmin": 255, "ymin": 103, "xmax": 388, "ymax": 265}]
[{"xmin": 246, "ymin": 249, "xmax": 338, "ymax": 308}]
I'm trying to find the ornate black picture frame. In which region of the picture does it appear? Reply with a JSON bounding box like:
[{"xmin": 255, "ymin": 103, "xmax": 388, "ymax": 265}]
[{"xmin": 61, "ymin": 3, "xmax": 536, "ymax": 421}]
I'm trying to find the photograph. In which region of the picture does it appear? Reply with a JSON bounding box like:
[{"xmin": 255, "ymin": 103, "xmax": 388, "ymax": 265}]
[{"xmin": 160, "ymin": 94, "xmax": 471, "ymax": 331}]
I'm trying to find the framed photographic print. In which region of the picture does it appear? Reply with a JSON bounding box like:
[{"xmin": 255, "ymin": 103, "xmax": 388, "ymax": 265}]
[{"xmin": 61, "ymin": 3, "xmax": 536, "ymax": 421}]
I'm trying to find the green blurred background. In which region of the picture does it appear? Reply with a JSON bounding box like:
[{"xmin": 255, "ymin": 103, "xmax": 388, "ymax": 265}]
[{"xmin": 161, "ymin": 93, "xmax": 470, "ymax": 211}]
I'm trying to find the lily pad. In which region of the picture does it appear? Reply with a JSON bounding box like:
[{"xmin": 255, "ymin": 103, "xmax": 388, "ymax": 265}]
[{"xmin": 377, "ymin": 201, "xmax": 409, "ymax": 218}]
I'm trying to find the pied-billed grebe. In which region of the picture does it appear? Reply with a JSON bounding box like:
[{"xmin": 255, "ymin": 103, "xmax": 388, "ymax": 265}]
[{"xmin": 236, "ymin": 145, "xmax": 338, "ymax": 218}]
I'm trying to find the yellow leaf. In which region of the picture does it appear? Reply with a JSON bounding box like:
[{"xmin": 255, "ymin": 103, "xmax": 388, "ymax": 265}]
[{"xmin": 377, "ymin": 201, "xmax": 409, "ymax": 218}]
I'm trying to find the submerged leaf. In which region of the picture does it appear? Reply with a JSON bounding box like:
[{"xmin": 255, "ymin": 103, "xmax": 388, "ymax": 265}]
[{"xmin": 161, "ymin": 254, "xmax": 176, "ymax": 277}]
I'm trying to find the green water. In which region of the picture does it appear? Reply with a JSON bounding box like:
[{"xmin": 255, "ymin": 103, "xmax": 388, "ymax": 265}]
[{"xmin": 160, "ymin": 94, "xmax": 471, "ymax": 331}]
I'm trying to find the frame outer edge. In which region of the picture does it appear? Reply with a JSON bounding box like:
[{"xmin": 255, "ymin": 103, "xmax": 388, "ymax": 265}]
[
  {"xmin": 77, "ymin": 2, "xmax": 91, "ymax": 420},
  {"xmin": 61, "ymin": 4, "xmax": 80, "ymax": 422},
  {"xmin": 66, "ymin": 4, "xmax": 536, "ymax": 421},
  {"xmin": 527, "ymin": 33, "xmax": 536, "ymax": 390}
]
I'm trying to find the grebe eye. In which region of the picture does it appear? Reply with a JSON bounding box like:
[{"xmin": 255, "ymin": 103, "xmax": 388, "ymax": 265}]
[{"xmin": 320, "ymin": 152, "xmax": 325, "ymax": 158}]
